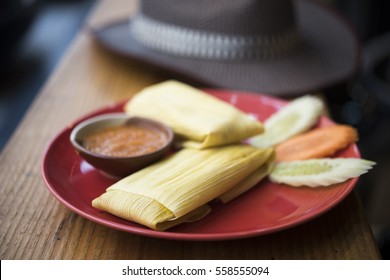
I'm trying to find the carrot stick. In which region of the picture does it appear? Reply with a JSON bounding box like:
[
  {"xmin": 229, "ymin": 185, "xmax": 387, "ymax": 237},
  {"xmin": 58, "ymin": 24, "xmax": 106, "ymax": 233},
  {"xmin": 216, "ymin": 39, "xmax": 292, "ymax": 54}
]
[{"xmin": 275, "ymin": 125, "xmax": 358, "ymax": 162}]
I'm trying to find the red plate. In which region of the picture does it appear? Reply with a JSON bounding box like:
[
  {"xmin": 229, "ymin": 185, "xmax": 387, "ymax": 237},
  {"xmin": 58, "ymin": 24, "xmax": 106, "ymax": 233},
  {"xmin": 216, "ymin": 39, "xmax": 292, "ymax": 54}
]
[{"xmin": 41, "ymin": 90, "xmax": 361, "ymax": 240}]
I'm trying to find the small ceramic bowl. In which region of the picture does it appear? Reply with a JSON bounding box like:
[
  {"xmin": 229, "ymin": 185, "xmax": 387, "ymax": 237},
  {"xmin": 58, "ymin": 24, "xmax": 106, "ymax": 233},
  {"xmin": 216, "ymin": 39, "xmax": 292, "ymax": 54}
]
[{"xmin": 70, "ymin": 113, "xmax": 174, "ymax": 177}]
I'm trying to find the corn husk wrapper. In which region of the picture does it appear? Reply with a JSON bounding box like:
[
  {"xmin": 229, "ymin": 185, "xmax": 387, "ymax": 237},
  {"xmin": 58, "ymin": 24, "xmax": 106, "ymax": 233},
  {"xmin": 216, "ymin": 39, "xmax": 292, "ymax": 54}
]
[
  {"xmin": 124, "ymin": 80, "xmax": 264, "ymax": 149},
  {"xmin": 218, "ymin": 153, "xmax": 275, "ymax": 203},
  {"xmin": 92, "ymin": 145, "xmax": 274, "ymax": 231}
]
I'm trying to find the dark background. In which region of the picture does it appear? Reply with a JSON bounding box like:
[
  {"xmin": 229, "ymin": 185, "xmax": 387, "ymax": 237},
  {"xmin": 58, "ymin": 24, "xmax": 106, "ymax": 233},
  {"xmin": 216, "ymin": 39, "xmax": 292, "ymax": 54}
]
[{"xmin": 1, "ymin": 0, "xmax": 389, "ymax": 259}]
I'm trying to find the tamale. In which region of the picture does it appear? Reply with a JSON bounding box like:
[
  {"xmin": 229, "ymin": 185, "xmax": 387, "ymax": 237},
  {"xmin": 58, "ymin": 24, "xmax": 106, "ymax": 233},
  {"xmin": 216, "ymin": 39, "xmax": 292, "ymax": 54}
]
[
  {"xmin": 92, "ymin": 145, "xmax": 274, "ymax": 231},
  {"xmin": 124, "ymin": 80, "xmax": 264, "ymax": 149},
  {"xmin": 218, "ymin": 150, "xmax": 275, "ymax": 203}
]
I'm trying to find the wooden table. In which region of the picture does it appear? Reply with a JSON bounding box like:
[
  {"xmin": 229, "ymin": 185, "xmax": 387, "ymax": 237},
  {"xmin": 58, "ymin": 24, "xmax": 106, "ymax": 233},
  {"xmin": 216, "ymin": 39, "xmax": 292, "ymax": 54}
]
[{"xmin": 0, "ymin": 0, "xmax": 381, "ymax": 260}]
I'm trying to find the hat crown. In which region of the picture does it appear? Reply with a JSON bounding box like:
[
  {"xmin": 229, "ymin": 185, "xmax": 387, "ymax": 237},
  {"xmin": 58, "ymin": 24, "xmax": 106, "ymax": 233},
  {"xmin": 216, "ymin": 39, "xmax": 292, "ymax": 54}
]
[
  {"xmin": 141, "ymin": 0, "xmax": 296, "ymax": 36},
  {"xmin": 131, "ymin": 0, "xmax": 301, "ymax": 60}
]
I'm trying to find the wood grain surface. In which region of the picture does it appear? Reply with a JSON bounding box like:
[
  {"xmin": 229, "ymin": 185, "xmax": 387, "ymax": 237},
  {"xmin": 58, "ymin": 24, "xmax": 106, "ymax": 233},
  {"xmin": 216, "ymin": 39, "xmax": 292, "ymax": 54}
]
[{"xmin": 0, "ymin": 0, "xmax": 381, "ymax": 259}]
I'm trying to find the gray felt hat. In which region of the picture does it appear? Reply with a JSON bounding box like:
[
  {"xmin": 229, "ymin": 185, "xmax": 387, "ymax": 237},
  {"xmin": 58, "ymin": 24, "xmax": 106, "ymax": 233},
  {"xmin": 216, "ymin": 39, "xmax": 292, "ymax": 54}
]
[{"xmin": 92, "ymin": 0, "xmax": 360, "ymax": 96}]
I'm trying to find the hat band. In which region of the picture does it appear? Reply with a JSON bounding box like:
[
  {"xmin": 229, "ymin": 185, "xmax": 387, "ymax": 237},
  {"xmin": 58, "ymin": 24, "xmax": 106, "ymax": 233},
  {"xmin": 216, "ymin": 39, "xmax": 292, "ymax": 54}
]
[{"xmin": 130, "ymin": 15, "xmax": 301, "ymax": 60}]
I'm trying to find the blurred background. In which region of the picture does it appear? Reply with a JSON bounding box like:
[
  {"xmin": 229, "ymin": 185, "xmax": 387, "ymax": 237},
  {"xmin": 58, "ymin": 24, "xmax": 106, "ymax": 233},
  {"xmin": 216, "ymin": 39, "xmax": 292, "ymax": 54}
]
[{"xmin": 0, "ymin": 0, "xmax": 389, "ymax": 258}]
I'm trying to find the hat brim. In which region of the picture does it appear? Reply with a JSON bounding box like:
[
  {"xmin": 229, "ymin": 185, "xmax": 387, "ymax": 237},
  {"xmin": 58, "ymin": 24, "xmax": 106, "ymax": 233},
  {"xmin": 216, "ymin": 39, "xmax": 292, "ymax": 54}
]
[{"xmin": 91, "ymin": 0, "xmax": 360, "ymax": 96}]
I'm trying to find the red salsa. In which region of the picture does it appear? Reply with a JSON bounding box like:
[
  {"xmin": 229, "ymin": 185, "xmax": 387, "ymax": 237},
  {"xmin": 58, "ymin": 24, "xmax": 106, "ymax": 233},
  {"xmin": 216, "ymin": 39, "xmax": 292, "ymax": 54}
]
[{"xmin": 83, "ymin": 124, "xmax": 167, "ymax": 157}]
